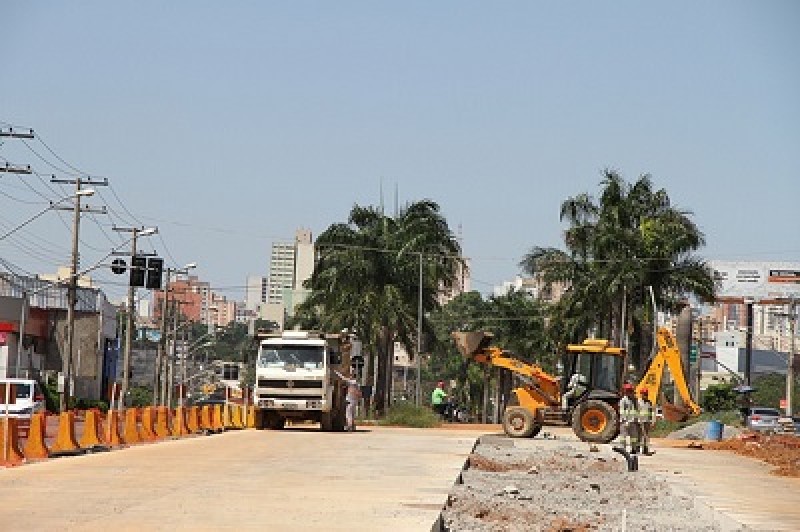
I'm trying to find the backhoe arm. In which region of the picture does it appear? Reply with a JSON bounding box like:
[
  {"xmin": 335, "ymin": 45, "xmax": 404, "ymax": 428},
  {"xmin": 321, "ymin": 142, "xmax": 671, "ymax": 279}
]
[{"xmin": 637, "ymin": 327, "xmax": 701, "ymax": 415}]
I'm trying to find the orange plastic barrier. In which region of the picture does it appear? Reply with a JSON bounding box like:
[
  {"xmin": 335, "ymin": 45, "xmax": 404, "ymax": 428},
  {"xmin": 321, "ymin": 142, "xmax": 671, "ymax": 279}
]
[
  {"xmin": 246, "ymin": 405, "xmax": 256, "ymax": 429},
  {"xmin": 172, "ymin": 407, "xmax": 190, "ymax": 437},
  {"xmin": 79, "ymin": 409, "xmax": 106, "ymax": 449},
  {"xmin": 211, "ymin": 404, "xmax": 224, "ymax": 432},
  {"xmin": 23, "ymin": 412, "xmax": 50, "ymax": 460},
  {"xmin": 186, "ymin": 406, "xmax": 200, "ymax": 434},
  {"xmin": 140, "ymin": 407, "xmax": 158, "ymax": 441},
  {"xmin": 123, "ymin": 408, "xmax": 142, "ymax": 444},
  {"xmin": 1, "ymin": 417, "xmax": 26, "ymax": 466},
  {"xmin": 200, "ymin": 405, "xmax": 213, "ymax": 431},
  {"xmin": 51, "ymin": 411, "xmax": 81, "ymax": 454},
  {"xmin": 105, "ymin": 410, "xmax": 125, "ymax": 447},
  {"xmin": 232, "ymin": 405, "xmax": 244, "ymax": 429},
  {"xmin": 154, "ymin": 407, "xmax": 172, "ymax": 438}
]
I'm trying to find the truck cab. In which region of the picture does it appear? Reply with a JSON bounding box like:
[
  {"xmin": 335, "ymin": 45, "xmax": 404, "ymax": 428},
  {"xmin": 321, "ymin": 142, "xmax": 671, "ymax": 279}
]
[{"xmin": 254, "ymin": 330, "xmax": 348, "ymax": 431}]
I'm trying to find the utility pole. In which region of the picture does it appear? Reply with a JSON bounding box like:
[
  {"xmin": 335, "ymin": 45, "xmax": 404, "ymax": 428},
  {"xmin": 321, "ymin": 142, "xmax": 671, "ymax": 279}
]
[
  {"xmin": 788, "ymin": 300, "xmax": 796, "ymax": 417},
  {"xmin": 113, "ymin": 225, "xmax": 157, "ymax": 408},
  {"xmin": 416, "ymin": 252, "xmax": 423, "ymax": 407},
  {"xmin": 744, "ymin": 298, "xmax": 755, "ymax": 386},
  {"xmin": 52, "ymin": 176, "xmax": 107, "ymax": 412}
]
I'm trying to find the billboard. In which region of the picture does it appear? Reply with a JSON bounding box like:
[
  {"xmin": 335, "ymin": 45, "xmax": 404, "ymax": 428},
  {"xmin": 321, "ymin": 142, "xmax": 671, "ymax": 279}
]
[{"xmin": 711, "ymin": 261, "xmax": 800, "ymax": 302}]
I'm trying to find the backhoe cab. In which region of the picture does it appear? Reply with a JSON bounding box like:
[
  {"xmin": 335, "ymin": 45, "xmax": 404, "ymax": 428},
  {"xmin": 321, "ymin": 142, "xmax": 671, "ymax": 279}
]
[{"xmin": 452, "ymin": 332, "xmax": 626, "ymax": 443}]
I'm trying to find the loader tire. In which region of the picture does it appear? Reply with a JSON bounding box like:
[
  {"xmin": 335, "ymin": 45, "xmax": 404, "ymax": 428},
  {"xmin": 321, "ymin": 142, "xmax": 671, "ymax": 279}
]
[
  {"xmin": 502, "ymin": 406, "xmax": 538, "ymax": 438},
  {"xmin": 572, "ymin": 399, "xmax": 618, "ymax": 443}
]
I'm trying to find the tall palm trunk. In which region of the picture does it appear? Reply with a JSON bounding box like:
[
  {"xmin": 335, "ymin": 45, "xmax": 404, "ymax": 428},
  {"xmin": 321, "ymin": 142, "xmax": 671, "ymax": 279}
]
[{"xmin": 374, "ymin": 325, "xmax": 391, "ymax": 415}]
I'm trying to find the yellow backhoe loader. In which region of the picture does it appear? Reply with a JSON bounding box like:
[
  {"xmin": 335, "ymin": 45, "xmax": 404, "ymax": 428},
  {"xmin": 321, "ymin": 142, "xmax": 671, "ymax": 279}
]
[{"xmin": 451, "ymin": 326, "xmax": 700, "ymax": 443}]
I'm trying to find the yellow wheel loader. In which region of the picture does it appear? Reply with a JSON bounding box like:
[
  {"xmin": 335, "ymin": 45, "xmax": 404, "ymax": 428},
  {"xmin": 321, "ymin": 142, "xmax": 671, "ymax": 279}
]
[{"xmin": 452, "ymin": 326, "xmax": 700, "ymax": 443}]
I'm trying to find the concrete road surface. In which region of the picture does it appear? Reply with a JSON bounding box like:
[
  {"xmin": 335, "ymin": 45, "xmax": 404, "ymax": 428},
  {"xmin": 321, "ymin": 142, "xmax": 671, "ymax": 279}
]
[{"xmin": 1, "ymin": 425, "xmax": 479, "ymax": 531}]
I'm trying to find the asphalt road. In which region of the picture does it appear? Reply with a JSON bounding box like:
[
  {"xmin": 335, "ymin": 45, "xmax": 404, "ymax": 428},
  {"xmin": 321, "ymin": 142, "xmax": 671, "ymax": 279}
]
[{"xmin": 1, "ymin": 425, "xmax": 478, "ymax": 531}]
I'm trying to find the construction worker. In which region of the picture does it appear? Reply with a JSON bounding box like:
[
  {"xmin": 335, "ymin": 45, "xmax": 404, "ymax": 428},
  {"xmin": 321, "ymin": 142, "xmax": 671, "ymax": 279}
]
[
  {"xmin": 561, "ymin": 372, "xmax": 588, "ymax": 410},
  {"xmin": 431, "ymin": 381, "xmax": 448, "ymax": 418},
  {"xmin": 334, "ymin": 369, "xmax": 361, "ymax": 432},
  {"xmin": 619, "ymin": 383, "xmax": 639, "ymax": 454},
  {"xmin": 637, "ymin": 387, "xmax": 656, "ymax": 455}
]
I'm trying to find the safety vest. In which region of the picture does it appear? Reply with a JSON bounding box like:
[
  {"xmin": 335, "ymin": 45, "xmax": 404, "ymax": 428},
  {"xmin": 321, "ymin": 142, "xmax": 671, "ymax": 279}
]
[
  {"xmin": 637, "ymin": 398, "xmax": 655, "ymax": 423},
  {"xmin": 619, "ymin": 396, "xmax": 637, "ymax": 422}
]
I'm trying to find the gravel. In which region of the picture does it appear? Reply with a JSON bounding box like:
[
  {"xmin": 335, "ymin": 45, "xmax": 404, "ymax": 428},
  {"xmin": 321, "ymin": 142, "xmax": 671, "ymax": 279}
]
[{"xmin": 438, "ymin": 435, "xmax": 732, "ymax": 532}]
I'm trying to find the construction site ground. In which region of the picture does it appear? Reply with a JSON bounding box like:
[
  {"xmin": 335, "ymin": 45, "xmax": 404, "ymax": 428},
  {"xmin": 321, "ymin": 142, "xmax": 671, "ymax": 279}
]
[{"xmin": 1, "ymin": 423, "xmax": 799, "ymax": 531}]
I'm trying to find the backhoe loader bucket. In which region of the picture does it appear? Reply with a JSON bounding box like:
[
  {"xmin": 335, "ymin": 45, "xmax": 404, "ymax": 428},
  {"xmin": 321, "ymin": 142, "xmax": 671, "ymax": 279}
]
[
  {"xmin": 451, "ymin": 331, "xmax": 494, "ymax": 359},
  {"xmin": 662, "ymin": 402, "xmax": 692, "ymax": 423}
]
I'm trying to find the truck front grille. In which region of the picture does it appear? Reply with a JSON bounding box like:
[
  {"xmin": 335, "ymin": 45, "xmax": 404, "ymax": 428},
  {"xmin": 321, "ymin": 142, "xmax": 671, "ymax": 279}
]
[{"xmin": 258, "ymin": 379, "xmax": 323, "ymax": 389}]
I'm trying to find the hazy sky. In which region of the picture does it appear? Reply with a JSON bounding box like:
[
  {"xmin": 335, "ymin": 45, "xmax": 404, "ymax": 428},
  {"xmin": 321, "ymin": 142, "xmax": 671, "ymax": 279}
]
[{"xmin": 1, "ymin": 1, "xmax": 798, "ymax": 304}]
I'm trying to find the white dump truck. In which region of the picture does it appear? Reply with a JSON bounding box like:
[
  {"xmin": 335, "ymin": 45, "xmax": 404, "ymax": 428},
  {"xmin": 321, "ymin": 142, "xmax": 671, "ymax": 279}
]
[{"xmin": 253, "ymin": 330, "xmax": 352, "ymax": 431}]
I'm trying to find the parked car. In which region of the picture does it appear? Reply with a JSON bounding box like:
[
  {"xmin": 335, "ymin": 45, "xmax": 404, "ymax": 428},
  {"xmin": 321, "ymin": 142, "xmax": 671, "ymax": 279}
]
[
  {"xmin": 745, "ymin": 407, "xmax": 782, "ymax": 433},
  {"xmin": 0, "ymin": 378, "xmax": 46, "ymax": 433}
]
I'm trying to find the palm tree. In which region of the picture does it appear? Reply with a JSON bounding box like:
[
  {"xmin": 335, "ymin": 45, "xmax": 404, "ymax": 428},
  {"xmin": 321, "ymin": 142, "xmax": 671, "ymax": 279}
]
[
  {"xmin": 520, "ymin": 170, "xmax": 715, "ymax": 367},
  {"xmin": 296, "ymin": 199, "xmax": 464, "ymax": 414}
]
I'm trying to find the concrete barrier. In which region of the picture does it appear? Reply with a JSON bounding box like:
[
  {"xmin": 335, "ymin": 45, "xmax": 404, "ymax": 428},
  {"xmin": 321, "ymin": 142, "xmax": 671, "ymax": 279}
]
[
  {"xmin": 22, "ymin": 412, "xmax": 50, "ymax": 460},
  {"xmin": 1, "ymin": 417, "xmax": 26, "ymax": 466}
]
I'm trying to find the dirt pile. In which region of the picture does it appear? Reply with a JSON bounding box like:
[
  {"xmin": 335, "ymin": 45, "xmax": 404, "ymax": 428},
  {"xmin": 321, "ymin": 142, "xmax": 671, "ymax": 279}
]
[
  {"xmin": 705, "ymin": 433, "xmax": 800, "ymax": 477},
  {"xmin": 439, "ymin": 436, "xmax": 728, "ymax": 531}
]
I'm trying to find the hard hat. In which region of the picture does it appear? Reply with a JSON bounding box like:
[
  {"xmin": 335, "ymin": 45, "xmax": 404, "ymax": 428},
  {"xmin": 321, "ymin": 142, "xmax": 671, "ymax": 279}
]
[
  {"xmin": 437, "ymin": 381, "xmax": 445, "ymax": 387},
  {"xmin": 623, "ymin": 383, "xmax": 634, "ymax": 391},
  {"xmin": 639, "ymin": 387, "xmax": 649, "ymax": 394}
]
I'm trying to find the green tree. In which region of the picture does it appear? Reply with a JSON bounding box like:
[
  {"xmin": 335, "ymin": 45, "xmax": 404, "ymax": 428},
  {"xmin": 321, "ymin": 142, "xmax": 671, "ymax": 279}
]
[
  {"xmin": 520, "ymin": 170, "xmax": 715, "ymax": 368},
  {"xmin": 296, "ymin": 199, "xmax": 463, "ymax": 415}
]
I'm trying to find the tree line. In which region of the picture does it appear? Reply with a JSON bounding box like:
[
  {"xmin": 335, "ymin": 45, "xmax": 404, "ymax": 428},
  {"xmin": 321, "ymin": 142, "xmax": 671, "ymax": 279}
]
[{"xmin": 292, "ymin": 170, "xmax": 716, "ymax": 416}]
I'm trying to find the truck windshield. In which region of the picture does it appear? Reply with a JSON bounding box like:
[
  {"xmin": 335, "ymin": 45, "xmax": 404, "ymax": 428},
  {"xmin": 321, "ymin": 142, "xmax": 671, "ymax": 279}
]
[{"xmin": 257, "ymin": 345, "xmax": 324, "ymax": 370}]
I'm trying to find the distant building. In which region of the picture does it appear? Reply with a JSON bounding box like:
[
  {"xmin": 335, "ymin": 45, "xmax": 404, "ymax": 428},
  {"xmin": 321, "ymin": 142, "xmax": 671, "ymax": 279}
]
[
  {"xmin": 493, "ymin": 275, "xmax": 567, "ymax": 303},
  {"xmin": 246, "ymin": 275, "xmax": 268, "ymax": 312}
]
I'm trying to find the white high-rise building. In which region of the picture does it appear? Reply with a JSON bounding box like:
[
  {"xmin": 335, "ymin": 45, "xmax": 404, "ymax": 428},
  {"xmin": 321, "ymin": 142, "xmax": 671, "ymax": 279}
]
[
  {"xmin": 266, "ymin": 229, "xmax": 316, "ymax": 318},
  {"xmin": 268, "ymin": 241, "xmax": 296, "ymax": 304}
]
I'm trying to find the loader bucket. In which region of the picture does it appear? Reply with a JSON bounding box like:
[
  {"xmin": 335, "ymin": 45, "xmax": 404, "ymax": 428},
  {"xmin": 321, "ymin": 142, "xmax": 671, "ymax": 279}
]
[
  {"xmin": 451, "ymin": 331, "xmax": 494, "ymax": 359},
  {"xmin": 662, "ymin": 402, "xmax": 692, "ymax": 423}
]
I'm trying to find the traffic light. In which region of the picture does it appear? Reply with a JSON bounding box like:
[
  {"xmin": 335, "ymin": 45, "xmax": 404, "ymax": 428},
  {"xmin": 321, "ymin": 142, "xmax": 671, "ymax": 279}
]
[
  {"xmin": 146, "ymin": 257, "xmax": 164, "ymax": 289},
  {"xmin": 129, "ymin": 256, "xmax": 146, "ymax": 287}
]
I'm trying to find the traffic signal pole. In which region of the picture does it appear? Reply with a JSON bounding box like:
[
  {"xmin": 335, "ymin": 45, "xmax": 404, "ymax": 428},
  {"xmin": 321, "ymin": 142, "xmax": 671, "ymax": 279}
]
[{"xmin": 113, "ymin": 226, "xmax": 158, "ymax": 408}]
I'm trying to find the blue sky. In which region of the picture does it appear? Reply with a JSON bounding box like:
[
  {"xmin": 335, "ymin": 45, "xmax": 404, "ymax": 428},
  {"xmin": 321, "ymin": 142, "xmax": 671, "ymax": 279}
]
[{"xmin": 1, "ymin": 1, "xmax": 798, "ymax": 303}]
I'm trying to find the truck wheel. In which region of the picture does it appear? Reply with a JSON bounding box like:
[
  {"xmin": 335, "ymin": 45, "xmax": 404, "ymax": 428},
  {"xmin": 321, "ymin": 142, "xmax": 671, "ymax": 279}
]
[
  {"xmin": 264, "ymin": 412, "xmax": 284, "ymax": 430},
  {"xmin": 320, "ymin": 411, "xmax": 333, "ymax": 432},
  {"xmin": 572, "ymin": 400, "xmax": 618, "ymax": 443},
  {"xmin": 502, "ymin": 406, "xmax": 537, "ymax": 438},
  {"xmin": 255, "ymin": 409, "xmax": 267, "ymax": 430}
]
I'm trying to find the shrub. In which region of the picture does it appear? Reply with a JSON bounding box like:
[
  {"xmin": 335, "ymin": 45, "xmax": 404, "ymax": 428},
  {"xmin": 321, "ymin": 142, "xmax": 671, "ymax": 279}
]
[
  {"xmin": 378, "ymin": 400, "xmax": 441, "ymax": 428},
  {"xmin": 702, "ymin": 383, "xmax": 737, "ymax": 412}
]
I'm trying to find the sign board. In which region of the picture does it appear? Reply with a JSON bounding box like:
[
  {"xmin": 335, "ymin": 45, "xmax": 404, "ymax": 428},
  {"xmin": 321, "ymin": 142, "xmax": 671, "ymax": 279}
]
[
  {"xmin": 710, "ymin": 261, "xmax": 800, "ymax": 302},
  {"xmin": 689, "ymin": 345, "xmax": 698, "ymax": 364}
]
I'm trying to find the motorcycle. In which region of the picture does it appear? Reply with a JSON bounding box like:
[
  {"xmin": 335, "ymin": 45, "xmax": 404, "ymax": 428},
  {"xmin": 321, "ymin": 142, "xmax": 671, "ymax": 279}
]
[{"xmin": 443, "ymin": 398, "xmax": 471, "ymax": 423}]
